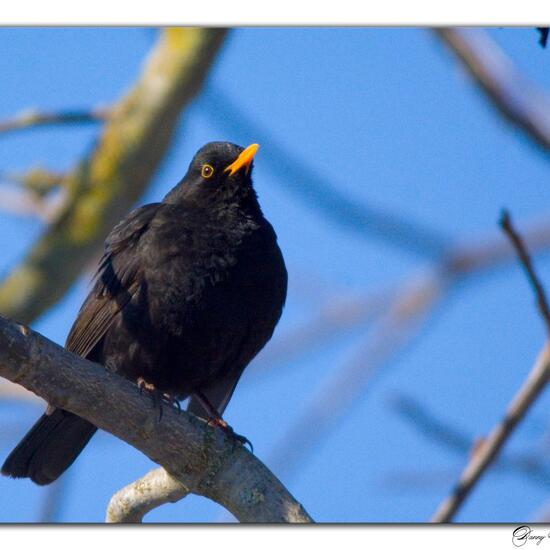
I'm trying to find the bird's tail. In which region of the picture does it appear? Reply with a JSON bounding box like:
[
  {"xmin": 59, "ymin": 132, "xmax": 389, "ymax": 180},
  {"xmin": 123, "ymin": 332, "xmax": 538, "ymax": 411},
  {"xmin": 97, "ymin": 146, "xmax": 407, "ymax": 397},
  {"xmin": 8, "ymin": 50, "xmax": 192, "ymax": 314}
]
[{"xmin": 1, "ymin": 408, "xmax": 97, "ymax": 485}]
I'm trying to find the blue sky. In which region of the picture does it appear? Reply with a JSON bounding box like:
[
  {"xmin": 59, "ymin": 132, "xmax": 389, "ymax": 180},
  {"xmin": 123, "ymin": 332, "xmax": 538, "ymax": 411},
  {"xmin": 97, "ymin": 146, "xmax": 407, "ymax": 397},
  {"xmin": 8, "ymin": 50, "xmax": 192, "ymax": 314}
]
[{"xmin": 1, "ymin": 27, "xmax": 550, "ymax": 522}]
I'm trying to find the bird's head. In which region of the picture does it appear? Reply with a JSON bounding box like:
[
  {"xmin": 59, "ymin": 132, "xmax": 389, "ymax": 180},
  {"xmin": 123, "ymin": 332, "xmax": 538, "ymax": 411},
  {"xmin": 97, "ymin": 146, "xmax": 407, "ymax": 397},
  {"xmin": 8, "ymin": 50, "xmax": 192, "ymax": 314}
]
[{"xmin": 166, "ymin": 141, "xmax": 260, "ymax": 207}]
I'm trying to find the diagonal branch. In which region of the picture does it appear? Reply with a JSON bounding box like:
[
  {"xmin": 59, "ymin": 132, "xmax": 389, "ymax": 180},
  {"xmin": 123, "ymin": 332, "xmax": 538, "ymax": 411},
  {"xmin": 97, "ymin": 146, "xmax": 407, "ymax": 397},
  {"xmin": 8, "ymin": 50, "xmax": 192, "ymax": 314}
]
[
  {"xmin": 0, "ymin": 28, "xmax": 228, "ymax": 324},
  {"xmin": 432, "ymin": 211, "xmax": 550, "ymax": 522},
  {"xmin": 432, "ymin": 343, "xmax": 550, "ymax": 522},
  {"xmin": 435, "ymin": 28, "xmax": 550, "ymax": 156},
  {"xmin": 500, "ymin": 210, "xmax": 550, "ymax": 333},
  {"xmin": 0, "ymin": 314, "xmax": 312, "ymax": 523},
  {"xmin": 391, "ymin": 392, "xmax": 550, "ymax": 489}
]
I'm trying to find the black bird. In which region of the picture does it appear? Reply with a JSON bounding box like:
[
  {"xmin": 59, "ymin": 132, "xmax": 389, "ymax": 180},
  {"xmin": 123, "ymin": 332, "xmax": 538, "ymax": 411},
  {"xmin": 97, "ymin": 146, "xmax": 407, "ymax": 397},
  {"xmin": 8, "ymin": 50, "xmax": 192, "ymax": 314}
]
[{"xmin": 2, "ymin": 141, "xmax": 287, "ymax": 485}]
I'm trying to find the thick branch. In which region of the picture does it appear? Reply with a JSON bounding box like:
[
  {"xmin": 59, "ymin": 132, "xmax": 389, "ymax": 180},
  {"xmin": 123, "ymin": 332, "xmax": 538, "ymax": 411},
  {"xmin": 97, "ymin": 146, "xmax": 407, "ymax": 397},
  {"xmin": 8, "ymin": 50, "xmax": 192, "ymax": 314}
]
[
  {"xmin": 0, "ymin": 315, "xmax": 312, "ymax": 523},
  {"xmin": 0, "ymin": 28, "xmax": 228, "ymax": 324}
]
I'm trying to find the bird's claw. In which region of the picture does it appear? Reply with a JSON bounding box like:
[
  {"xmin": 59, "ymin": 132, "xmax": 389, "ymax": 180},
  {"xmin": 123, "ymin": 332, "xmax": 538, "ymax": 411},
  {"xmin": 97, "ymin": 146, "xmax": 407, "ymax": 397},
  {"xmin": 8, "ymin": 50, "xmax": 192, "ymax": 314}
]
[
  {"xmin": 207, "ymin": 417, "xmax": 254, "ymax": 453},
  {"xmin": 137, "ymin": 377, "xmax": 181, "ymax": 421}
]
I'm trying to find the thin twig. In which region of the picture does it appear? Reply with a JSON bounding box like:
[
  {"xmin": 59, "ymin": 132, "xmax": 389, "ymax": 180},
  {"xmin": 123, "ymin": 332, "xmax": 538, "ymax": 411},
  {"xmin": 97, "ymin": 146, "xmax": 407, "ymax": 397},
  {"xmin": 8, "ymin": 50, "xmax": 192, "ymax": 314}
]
[
  {"xmin": 432, "ymin": 343, "xmax": 550, "ymax": 522},
  {"xmin": 391, "ymin": 392, "xmax": 550, "ymax": 489},
  {"xmin": 500, "ymin": 210, "xmax": 550, "ymax": 333},
  {"xmin": 0, "ymin": 168, "xmax": 65, "ymax": 197},
  {"xmin": 0, "ymin": 107, "xmax": 110, "ymax": 136},
  {"xmin": 432, "ymin": 212, "xmax": 550, "ymax": 522}
]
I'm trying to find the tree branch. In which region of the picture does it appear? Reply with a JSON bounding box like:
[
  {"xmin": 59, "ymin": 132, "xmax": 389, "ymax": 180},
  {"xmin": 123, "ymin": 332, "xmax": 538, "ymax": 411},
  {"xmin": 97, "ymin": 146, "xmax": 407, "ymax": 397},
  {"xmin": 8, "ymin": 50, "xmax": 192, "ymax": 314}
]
[
  {"xmin": 432, "ymin": 212, "xmax": 550, "ymax": 522},
  {"xmin": 1, "ymin": 168, "xmax": 65, "ymax": 197},
  {"xmin": 500, "ymin": 210, "xmax": 550, "ymax": 333},
  {"xmin": 0, "ymin": 314, "xmax": 312, "ymax": 523},
  {"xmin": 0, "ymin": 107, "xmax": 109, "ymax": 136},
  {"xmin": 435, "ymin": 28, "xmax": 550, "ymax": 156},
  {"xmin": 0, "ymin": 28, "xmax": 228, "ymax": 324},
  {"xmin": 106, "ymin": 468, "xmax": 190, "ymax": 523},
  {"xmin": 431, "ymin": 343, "xmax": 550, "ymax": 522},
  {"xmin": 390, "ymin": 392, "xmax": 550, "ymax": 489}
]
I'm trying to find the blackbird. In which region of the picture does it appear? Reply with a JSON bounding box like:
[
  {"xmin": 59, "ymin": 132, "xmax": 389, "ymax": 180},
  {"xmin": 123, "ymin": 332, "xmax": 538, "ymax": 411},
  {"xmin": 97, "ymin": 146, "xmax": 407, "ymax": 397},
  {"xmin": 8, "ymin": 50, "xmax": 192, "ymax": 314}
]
[{"xmin": 2, "ymin": 141, "xmax": 287, "ymax": 485}]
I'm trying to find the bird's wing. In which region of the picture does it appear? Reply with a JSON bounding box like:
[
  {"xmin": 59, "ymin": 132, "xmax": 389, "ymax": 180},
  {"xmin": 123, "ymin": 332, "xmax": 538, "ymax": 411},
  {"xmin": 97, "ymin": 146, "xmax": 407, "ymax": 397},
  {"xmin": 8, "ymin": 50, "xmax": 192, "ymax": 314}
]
[
  {"xmin": 65, "ymin": 203, "xmax": 161, "ymax": 357},
  {"xmin": 187, "ymin": 369, "xmax": 244, "ymax": 419}
]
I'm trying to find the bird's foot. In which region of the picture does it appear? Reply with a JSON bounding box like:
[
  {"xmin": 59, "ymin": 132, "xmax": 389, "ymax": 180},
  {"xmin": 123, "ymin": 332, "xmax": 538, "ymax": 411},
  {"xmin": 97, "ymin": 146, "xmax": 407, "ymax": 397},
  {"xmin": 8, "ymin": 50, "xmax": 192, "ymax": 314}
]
[
  {"xmin": 137, "ymin": 378, "xmax": 180, "ymax": 421},
  {"xmin": 207, "ymin": 417, "xmax": 253, "ymax": 453},
  {"xmin": 137, "ymin": 377, "xmax": 156, "ymax": 394}
]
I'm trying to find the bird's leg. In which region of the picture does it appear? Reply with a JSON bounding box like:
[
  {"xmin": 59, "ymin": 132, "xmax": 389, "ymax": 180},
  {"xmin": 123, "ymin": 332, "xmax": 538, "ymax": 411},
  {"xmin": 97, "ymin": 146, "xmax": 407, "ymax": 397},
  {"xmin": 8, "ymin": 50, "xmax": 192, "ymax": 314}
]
[
  {"xmin": 194, "ymin": 391, "xmax": 253, "ymax": 452},
  {"xmin": 137, "ymin": 377, "xmax": 163, "ymax": 421},
  {"xmin": 137, "ymin": 378, "xmax": 181, "ymax": 421},
  {"xmin": 163, "ymin": 393, "xmax": 181, "ymax": 414}
]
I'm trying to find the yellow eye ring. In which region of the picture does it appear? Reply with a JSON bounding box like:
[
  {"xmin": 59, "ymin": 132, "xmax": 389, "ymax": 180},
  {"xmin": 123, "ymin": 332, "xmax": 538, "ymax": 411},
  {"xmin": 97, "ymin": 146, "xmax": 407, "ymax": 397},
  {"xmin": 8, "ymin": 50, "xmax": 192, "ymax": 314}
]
[{"xmin": 201, "ymin": 164, "xmax": 214, "ymax": 179}]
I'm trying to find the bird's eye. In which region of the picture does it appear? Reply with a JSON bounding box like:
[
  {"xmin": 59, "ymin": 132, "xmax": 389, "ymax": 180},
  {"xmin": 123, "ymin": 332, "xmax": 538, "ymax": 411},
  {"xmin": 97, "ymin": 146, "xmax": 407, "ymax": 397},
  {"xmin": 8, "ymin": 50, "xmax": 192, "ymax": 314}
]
[{"xmin": 201, "ymin": 164, "xmax": 214, "ymax": 179}]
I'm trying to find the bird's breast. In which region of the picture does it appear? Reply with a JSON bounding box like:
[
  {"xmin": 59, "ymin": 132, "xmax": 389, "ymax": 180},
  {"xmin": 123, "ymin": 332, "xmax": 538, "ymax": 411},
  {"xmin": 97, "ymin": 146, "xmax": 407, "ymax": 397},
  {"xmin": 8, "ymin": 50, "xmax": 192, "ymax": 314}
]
[{"xmin": 142, "ymin": 220, "xmax": 286, "ymax": 333}]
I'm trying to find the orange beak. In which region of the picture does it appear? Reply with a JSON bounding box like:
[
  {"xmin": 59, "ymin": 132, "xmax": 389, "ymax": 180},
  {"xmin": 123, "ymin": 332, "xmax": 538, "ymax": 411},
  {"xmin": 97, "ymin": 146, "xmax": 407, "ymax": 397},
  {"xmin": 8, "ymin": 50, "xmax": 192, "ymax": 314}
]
[{"xmin": 224, "ymin": 143, "xmax": 259, "ymax": 176}]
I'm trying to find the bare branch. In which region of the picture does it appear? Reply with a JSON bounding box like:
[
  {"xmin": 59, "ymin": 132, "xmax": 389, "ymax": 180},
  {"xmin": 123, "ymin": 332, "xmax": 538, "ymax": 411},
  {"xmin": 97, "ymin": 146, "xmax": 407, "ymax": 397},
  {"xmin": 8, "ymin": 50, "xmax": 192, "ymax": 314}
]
[
  {"xmin": 0, "ymin": 28, "xmax": 228, "ymax": 324},
  {"xmin": 499, "ymin": 210, "xmax": 550, "ymax": 333},
  {"xmin": 435, "ymin": 28, "xmax": 550, "ymax": 156},
  {"xmin": 0, "ymin": 315, "xmax": 312, "ymax": 523},
  {"xmin": 432, "ymin": 343, "xmax": 550, "ymax": 522},
  {"xmin": 391, "ymin": 393, "xmax": 550, "ymax": 489},
  {"xmin": 432, "ymin": 212, "xmax": 550, "ymax": 522},
  {"xmin": 0, "ymin": 107, "xmax": 109, "ymax": 136},
  {"xmin": 1, "ymin": 168, "xmax": 65, "ymax": 197},
  {"xmin": 106, "ymin": 468, "xmax": 190, "ymax": 523}
]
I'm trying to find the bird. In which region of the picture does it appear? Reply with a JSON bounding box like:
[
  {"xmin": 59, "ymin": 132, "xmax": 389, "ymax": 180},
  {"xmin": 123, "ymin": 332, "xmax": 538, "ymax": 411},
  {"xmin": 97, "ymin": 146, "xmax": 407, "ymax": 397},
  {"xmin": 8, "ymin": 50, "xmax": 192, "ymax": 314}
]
[{"xmin": 1, "ymin": 141, "xmax": 288, "ymax": 485}]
